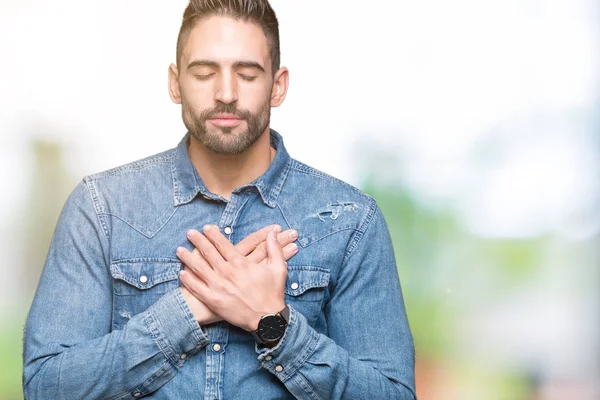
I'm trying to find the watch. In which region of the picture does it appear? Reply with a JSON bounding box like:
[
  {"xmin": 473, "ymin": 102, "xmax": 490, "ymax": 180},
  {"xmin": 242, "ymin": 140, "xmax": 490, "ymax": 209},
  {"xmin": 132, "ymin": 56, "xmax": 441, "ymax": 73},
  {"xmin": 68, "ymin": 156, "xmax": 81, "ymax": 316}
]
[{"xmin": 250, "ymin": 304, "xmax": 290, "ymax": 345}]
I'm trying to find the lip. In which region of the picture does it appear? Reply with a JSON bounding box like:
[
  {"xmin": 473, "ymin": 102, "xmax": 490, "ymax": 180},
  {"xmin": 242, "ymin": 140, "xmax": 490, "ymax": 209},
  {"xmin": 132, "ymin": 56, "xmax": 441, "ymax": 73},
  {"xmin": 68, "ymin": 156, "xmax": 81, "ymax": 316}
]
[
  {"xmin": 210, "ymin": 113, "xmax": 241, "ymax": 119},
  {"xmin": 208, "ymin": 114, "xmax": 243, "ymax": 127}
]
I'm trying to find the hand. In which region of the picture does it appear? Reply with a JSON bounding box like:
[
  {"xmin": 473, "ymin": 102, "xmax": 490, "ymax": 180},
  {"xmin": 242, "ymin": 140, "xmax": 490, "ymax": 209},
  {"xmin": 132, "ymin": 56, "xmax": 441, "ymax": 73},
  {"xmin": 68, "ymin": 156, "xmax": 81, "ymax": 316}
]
[
  {"xmin": 180, "ymin": 225, "xmax": 298, "ymax": 325},
  {"xmin": 177, "ymin": 225, "xmax": 288, "ymax": 332},
  {"xmin": 181, "ymin": 285, "xmax": 223, "ymax": 325}
]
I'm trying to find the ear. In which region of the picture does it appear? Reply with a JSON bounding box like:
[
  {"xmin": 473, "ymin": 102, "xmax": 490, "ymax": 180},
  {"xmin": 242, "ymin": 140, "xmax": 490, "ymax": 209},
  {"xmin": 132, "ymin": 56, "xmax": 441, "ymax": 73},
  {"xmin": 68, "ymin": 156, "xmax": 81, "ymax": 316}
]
[
  {"xmin": 270, "ymin": 66, "xmax": 289, "ymax": 108},
  {"xmin": 168, "ymin": 63, "xmax": 182, "ymax": 104}
]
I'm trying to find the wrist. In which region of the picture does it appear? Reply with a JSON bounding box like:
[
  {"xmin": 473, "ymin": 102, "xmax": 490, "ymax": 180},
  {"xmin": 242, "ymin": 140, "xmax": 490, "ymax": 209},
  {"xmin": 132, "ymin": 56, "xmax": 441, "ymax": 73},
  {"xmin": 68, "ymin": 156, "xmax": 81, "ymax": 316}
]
[
  {"xmin": 246, "ymin": 311, "xmax": 262, "ymax": 332},
  {"xmin": 247, "ymin": 302, "xmax": 285, "ymax": 332}
]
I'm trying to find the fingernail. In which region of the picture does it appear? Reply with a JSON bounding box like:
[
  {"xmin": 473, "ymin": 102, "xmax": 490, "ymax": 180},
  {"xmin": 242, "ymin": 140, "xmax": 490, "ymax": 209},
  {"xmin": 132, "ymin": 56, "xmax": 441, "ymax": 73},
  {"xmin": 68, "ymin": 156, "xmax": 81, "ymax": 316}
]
[
  {"xmin": 289, "ymin": 230, "xmax": 298, "ymax": 240},
  {"xmin": 272, "ymin": 225, "xmax": 281, "ymax": 232},
  {"xmin": 187, "ymin": 229, "xmax": 196, "ymax": 237},
  {"xmin": 176, "ymin": 246, "xmax": 185, "ymax": 254},
  {"xmin": 203, "ymin": 224, "xmax": 211, "ymax": 232},
  {"xmin": 286, "ymin": 243, "xmax": 298, "ymax": 254}
]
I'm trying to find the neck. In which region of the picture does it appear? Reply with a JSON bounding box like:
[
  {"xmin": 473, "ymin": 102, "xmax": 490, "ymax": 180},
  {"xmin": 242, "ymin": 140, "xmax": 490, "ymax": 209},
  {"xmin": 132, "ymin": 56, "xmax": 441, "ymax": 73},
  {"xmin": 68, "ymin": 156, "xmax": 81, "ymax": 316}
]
[{"xmin": 187, "ymin": 128, "xmax": 276, "ymax": 200}]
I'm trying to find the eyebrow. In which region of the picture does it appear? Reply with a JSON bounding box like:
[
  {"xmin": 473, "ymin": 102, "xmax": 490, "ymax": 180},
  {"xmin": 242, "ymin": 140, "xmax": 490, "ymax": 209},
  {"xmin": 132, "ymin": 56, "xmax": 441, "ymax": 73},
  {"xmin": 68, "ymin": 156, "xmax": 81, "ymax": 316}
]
[{"xmin": 187, "ymin": 59, "xmax": 265, "ymax": 73}]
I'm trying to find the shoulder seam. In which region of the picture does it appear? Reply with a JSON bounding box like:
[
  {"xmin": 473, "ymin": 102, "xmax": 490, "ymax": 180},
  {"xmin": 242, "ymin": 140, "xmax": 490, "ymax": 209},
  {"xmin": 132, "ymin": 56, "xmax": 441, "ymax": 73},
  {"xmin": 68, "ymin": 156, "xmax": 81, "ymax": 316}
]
[
  {"xmin": 82, "ymin": 178, "xmax": 111, "ymax": 243},
  {"xmin": 85, "ymin": 151, "xmax": 175, "ymax": 182},
  {"xmin": 343, "ymin": 197, "xmax": 378, "ymax": 258},
  {"xmin": 288, "ymin": 158, "xmax": 375, "ymax": 202}
]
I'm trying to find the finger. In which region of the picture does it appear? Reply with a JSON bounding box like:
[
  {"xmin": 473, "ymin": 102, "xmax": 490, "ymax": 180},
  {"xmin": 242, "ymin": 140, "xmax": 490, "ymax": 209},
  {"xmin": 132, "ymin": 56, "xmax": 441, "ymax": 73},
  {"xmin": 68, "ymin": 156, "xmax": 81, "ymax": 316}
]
[
  {"xmin": 186, "ymin": 228, "xmax": 227, "ymax": 270},
  {"xmin": 282, "ymin": 242, "xmax": 299, "ymax": 261},
  {"xmin": 260, "ymin": 242, "xmax": 298, "ymax": 266},
  {"xmin": 266, "ymin": 230, "xmax": 285, "ymax": 266},
  {"xmin": 192, "ymin": 247, "xmax": 214, "ymax": 270},
  {"xmin": 247, "ymin": 228, "xmax": 297, "ymax": 264},
  {"xmin": 235, "ymin": 224, "xmax": 282, "ymax": 256},
  {"xmin": 182, "ymin": 263, "xmax": 207, "ymax": 280},
  {"xmin": 184, "ymin": 247, "xmax": 214, "ymax": 275},
  {"xmin": 176, "ymin": 245, "xmax": 217, "ymax": 282},
  {"xmin": 180, "ymin": 269, "xmax": 211, "ymax": 302},
  {"xmin": 201, "ymin": 225, "xmax": 242, "ymax": 263}
]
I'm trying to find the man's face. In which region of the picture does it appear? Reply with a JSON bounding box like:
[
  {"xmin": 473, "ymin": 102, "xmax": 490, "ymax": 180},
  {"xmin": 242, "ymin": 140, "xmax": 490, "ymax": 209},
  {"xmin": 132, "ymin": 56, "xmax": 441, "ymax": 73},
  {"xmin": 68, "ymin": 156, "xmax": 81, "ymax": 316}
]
[{"xmin": 175, "ymin": 16, "xmax": 274, "ymax": 155}]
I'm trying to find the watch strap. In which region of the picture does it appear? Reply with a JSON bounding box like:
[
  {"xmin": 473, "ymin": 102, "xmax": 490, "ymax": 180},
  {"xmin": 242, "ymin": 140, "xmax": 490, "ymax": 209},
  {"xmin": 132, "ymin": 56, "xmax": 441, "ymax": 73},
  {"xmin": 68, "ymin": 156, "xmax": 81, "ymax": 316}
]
[
  {"xmin": 250, "ymin": 329, "xmax": 264, "ymax": 344},
  {"xmin": 279, "ymin": 304, "xmax": 290, "ymax": 324}
]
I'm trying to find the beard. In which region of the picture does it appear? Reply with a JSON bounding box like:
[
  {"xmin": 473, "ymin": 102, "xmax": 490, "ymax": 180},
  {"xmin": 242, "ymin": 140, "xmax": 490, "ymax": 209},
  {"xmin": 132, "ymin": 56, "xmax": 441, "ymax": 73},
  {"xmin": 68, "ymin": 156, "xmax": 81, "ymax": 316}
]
[{"xmin": 182, "ymin": 98, "xmax": 271, "ymax": 155}]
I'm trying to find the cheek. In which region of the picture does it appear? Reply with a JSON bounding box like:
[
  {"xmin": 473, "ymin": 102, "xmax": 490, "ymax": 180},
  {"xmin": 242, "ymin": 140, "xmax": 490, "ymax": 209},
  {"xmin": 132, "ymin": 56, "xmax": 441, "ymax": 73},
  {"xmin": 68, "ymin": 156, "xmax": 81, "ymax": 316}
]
[
  {"xmin": 181, "ymin": 92, "xmax": 212, "ymax": 113},
  {"xmin": 181, "ymin": 79, "xmax": 214, "ymax": 106},
  {"xmin": 240, "ymin": 86, "xmax": 272, "ymax": 110}
]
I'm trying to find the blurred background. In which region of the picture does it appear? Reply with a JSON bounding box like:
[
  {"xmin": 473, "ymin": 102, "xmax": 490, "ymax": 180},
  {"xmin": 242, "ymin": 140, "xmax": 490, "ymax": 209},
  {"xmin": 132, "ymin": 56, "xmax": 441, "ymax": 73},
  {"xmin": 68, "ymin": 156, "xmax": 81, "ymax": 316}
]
[{"xmin": 1, "ymin": 0, "xmax": 598, "ymax": 399}]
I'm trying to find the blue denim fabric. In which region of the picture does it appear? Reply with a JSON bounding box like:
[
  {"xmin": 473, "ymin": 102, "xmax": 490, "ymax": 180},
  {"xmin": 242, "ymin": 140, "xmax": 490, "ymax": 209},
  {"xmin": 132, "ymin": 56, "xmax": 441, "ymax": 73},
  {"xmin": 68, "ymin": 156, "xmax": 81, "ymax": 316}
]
[{"xmin": 23, "ymin": 129, "xmax": 416, "ymax": 399}]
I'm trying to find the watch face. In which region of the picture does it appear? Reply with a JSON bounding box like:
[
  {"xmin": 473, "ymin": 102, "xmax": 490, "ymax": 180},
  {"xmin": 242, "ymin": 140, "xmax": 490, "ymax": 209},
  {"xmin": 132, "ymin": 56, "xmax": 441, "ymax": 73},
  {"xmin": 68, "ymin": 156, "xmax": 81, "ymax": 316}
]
[{"xmin": 258, "ymin": 314, "xmax": 287, "ymax": 341}]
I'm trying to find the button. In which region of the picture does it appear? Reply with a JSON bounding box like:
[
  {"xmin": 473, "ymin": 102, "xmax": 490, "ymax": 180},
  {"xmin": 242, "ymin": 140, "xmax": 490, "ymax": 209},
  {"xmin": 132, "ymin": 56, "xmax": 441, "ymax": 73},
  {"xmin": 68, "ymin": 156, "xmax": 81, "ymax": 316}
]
[
  {"xmin": 290, "ymin": 282, "xmax": 299, "ymax": 290},
  {"xmin": 264, "ymin": 355, "xmax": 272, "ymax": 361},
  {"xmin": 212, "ymin": 343, "xmax": 221, "ymax": 352},
  {"xmin": 275, "ymin": 364, "xmax": 284, "ymax": 372},
  {"xmin": 132, "ymin": 392, "xmax": 142, "ymax": 398},
  {"xmin": 139, "ymin": 275, "xmax": 148, "ymax": 284},
  {"xmin": 180, "ymin": 353, "xmax": 187, "ymax": 359},
  {"xmin": 223, "ymin": 226, "xmax": 233, "ymax": 235}
]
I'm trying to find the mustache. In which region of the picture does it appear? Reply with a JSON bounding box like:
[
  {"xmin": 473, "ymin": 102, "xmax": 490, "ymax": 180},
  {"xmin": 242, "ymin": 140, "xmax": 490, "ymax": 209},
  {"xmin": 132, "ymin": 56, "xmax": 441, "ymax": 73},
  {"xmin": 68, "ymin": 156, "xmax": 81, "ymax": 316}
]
[{"xmin": 199, "ymin": 104, "xmax": 252, "ymax": 120}]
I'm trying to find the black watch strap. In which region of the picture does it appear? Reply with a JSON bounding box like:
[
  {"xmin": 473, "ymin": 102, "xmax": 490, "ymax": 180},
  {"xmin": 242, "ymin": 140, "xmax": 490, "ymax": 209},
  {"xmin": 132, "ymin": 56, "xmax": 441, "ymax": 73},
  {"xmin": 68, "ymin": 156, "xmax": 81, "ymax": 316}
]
[
  {"xmin": 279, "ymin": 304, "xmax": 290, "ymax": 324},
  {"xmin": 250, "ymin": 330, "xmax": 263, "ymax": 344}
]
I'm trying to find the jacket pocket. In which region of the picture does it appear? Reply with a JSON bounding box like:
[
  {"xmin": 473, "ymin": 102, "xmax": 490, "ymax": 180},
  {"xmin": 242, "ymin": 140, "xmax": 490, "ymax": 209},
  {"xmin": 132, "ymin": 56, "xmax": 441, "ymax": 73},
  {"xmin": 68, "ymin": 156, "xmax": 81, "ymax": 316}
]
[
  {"xmin": 284, "ymin": 266, "xmax": 330, "ymax": 326},
  {"xmin": 109, "ymin": 259, "xmax": 181, "ymax": 330}
]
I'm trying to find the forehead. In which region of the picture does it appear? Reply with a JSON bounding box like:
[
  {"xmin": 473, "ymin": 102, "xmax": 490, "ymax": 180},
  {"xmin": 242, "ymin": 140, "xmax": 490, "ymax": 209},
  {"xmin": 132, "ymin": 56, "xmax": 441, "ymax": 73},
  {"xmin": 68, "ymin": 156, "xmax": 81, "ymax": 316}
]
[{"xmin": 182, "ymin": 15, "xmax": 270, "ymax": 71}]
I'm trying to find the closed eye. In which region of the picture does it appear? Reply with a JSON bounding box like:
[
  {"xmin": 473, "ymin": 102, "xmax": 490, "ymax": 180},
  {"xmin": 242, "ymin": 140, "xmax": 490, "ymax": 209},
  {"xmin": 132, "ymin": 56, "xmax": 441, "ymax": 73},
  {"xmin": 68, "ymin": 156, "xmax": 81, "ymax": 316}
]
[
  {"xmin": 195, "ymin": 74, "xmax": 214, "ymax": 81},
  {"xmin": 238, "ymin": 74, "xmax": 257, "ymax": 82}
]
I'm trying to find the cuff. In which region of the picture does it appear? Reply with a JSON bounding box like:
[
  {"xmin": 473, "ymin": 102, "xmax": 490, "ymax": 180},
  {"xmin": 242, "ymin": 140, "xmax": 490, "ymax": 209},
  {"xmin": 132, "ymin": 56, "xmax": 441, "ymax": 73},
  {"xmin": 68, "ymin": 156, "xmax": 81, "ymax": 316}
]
[
  {"xmin": 254, "ymin": 304, "xmax": 320, "ymax": 381},
  {"xmin": 145, "ymin": 287, "xmax": 211, "ymax": 368}
]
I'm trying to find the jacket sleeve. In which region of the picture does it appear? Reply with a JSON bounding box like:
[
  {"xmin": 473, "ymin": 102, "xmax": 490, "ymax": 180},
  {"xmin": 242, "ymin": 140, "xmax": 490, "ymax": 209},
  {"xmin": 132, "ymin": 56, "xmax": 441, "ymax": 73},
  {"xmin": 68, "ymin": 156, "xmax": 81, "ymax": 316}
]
[
  {"xmin": 22, "ymin": 179, "xmax": 210, "ymax": 400},
  {"xmin": 255, "ymin": 201, "xmax": 417, "ymax": 399}
]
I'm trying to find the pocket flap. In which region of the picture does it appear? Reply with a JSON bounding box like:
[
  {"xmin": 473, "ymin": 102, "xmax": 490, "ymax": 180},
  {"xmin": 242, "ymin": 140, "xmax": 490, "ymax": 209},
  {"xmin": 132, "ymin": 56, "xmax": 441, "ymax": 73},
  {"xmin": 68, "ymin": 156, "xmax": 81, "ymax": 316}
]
[
  {"xmin": 285, "ymin": 266, "xmax": 330, "ymax": 296},
  {"xmin": 110, "ymin": 259, "xmax": 181, "ymax": 290}
]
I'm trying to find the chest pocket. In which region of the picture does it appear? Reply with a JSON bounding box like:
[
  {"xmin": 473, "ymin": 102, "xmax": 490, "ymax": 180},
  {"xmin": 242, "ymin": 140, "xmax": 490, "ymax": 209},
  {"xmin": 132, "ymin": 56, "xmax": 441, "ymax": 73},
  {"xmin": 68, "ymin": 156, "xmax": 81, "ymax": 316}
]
[
  {"xmin": 284, "ymin": 266, "xmax": 330, "ymax": 326},
  {"xmin": 109, "ymin": 260, "xmax": 181, "ymax": 330}
]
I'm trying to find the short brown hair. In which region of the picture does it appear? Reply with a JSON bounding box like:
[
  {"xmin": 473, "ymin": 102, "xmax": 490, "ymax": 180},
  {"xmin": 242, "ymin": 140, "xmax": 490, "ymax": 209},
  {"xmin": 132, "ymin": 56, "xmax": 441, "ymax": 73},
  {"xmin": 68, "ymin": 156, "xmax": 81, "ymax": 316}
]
[{"xmin": 176, "ymin": 0, "xmax": 280, "ymax": 76}]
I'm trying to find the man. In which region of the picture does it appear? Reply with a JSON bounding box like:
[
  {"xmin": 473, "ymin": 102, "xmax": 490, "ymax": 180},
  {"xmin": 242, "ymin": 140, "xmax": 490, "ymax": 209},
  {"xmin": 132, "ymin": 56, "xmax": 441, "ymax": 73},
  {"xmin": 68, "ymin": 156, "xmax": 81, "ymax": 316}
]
[{"xmin": 23, "ymin": 1, "xmax": 416, "ymax": 399}]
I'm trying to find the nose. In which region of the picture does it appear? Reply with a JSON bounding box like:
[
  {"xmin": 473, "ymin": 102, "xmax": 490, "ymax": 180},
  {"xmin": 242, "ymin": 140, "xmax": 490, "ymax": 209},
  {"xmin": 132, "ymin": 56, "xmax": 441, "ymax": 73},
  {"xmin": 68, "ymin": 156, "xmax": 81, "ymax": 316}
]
[{"xmin": 214, "ymin": 72, "xmax": 238, "ymax": 104}]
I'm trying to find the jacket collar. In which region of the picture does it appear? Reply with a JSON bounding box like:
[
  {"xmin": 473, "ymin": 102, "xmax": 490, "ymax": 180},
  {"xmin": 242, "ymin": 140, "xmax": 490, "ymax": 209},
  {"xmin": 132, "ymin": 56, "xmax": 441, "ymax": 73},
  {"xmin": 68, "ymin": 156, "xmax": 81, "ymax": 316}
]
[{"xmin": 171, "ymin": 128, "xmax": 291, "ymax": 207}]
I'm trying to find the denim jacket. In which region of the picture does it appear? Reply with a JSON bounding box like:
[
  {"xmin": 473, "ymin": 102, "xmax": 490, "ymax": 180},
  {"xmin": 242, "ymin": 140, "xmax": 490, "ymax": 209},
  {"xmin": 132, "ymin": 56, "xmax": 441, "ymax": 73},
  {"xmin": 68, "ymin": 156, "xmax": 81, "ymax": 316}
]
[{"xmin": 23, "ymin": 129, "xmax": 416, "ymax": 399}]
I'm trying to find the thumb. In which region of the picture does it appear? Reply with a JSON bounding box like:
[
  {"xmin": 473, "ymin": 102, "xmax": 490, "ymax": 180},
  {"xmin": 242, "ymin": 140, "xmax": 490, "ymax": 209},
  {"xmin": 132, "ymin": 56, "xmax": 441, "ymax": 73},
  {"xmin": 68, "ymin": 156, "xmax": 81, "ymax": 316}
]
[{"xmin": 266, "ymin": 230, "xmax": 285, "ymax": 267}]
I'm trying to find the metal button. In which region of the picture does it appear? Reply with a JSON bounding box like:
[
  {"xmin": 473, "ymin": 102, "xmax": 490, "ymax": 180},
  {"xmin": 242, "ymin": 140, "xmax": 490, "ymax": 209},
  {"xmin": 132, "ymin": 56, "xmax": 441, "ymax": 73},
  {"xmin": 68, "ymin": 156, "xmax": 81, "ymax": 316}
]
[
  {"xmin": 180, "ymin": 353, "xmax": 187, "ymax": 359},
  {"xmin": 139, "ymin": 275, "xmax": 148, "ymax": 284},
  {"xmin": 212, "ymin": 343, "xmax": 221, "ymax": 352},
  {"xmin": 133, "ymin": 392, "xmax": 142, "ymax": 398},
  {"xmin": 290, "ymin": 282, "xmax": 299, "ymax": 290},
  {"xmin": 264, "ymin": 355, "xmax": 272, "ymax": 361},
  {"xmin": 223, "ymin": 226, "xmax": 233, "ymax": 235},
  {"xmin": 275, "ymin": 364, "xmax": 284, "ymax": 372}
]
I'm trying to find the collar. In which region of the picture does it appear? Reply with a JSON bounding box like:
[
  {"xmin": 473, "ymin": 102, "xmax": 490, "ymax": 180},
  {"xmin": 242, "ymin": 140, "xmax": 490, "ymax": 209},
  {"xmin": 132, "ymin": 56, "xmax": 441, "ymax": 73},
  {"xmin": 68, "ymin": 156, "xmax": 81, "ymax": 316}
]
[{"xmin": 171, "ymin": 128, "xmax": 291, "ymax": 208}]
